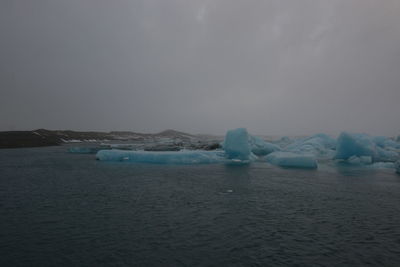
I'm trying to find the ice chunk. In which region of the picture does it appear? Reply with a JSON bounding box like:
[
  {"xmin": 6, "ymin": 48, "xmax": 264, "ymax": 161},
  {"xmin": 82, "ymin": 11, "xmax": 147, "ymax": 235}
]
[
  {"xmin": 274, "ymin": 136, "xmax": 292, "ymax": 148},
  {"xmin": 285, "ymin": 133, "xmax": 336, "ymax": 158},
  {"xmin": 373, "ymin": 136, "xmax": 400, "ymax": 149},
  {"xmin": 375, "ymin": 147, "xmax": 399, "ymax": 162},
  {"xmin": 368, "ymin": 162, "xmax": 395, "ymax": 169},
  {"xmin": 395, "ymin": 161, "xmax": 400, "ymax": 174},
  {"xmin": 384, "ymin": 139, "xmax": 400, "ymax": 149},
  {"xmin": 308, "ymin": 133, "xmax": 337, "ymax": 149},
  {"xmin": 335, "ymin": 132, "xmax": 376, "ymax": 160},
  {"xmin": 96, "ymin": 149, "xmax": 225, "ymax": 164},
  {"xmin": 223, "ymin": 128, "xmax": 252, "ymax": 160},
  {"xmin": 266, "ymin": 151, "xmax": 318, "ymax": 169},
  {"xmin": 335, "ymin": 132, "xmax": 400, "ymax": 163},
  {"xmin": 68, "ymin": 147, "xmax": 101, "ymax": 154},
  {"xmin": 249, "ymin": 135, "xmax": 280, "ymax": 156},
  {"xmin": 346, "ymin": 155, "xmax": 372, "ymax": 165},
  {"xmin": 372, "ymin": 136, "xmax": 388, "ymax": 148}
]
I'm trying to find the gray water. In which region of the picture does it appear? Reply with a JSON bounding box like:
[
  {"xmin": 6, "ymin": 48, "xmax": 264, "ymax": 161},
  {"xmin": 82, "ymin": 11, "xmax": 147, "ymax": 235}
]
[{"xmin": 1, "ymin": 146, "xmax": 400, "ymax": 266}]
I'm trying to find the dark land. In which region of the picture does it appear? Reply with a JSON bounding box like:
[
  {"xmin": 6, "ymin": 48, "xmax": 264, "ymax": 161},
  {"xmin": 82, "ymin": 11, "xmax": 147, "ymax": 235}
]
[{"xmin": 0, "ymin": 129, "xmax": 214, "ymax": 149}]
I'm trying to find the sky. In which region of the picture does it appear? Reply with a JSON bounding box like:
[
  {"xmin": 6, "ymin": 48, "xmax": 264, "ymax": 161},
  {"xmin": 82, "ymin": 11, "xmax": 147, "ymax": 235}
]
[{"xmin": 1, "ymin": 0, "xmax": 400, "ymax": 136}]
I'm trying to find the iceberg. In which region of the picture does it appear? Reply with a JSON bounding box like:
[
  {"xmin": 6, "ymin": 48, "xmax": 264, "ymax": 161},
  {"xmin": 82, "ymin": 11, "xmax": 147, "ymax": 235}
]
[
  {"xmin": 375, "ymin": 147, "xmax": 399, "ymax": 162},
  {"xmin": 276, "ymin": 136, "xmax": 292, "ymax": 147},
  {"xmin": 307, "ymin": 133, "xmax": 337, "ymax": 149},
  {"xmin": 266, "ymin": 151, "xmax": 318, "ymax": 169},
  {"xmin": 223, "ymin": 128, "xmax": 253, "ymax": 161},
  {"xmin": 396, "ymin": 161, "xmax": 400, "ymax": 174},
  {"xmin": 96, "ymin": 149, "xmax": 225, "ymax": 164},
  {"xmin": 249, "ymin": 135, "xmax": 280, "ymax": 156},
  {"xmin": 335, "ymin": 132, "xmax": 399, "ymax": 162},
  {"xmin": 372, "ymin": 136, "xmax": 400, "ymax": 149},
  {"xmin": 335, "ymin": 132, "xmax": 376, "ymax": 160},
  {"xmin": 284, "ymin": 133, "xmax": 336, "ymax": 158}
]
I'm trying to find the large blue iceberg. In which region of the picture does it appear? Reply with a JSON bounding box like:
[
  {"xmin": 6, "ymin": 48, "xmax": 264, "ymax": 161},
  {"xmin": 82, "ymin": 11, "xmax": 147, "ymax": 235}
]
[
  {"xmin": 335, "ymin": 132, "xmax": 377, "ymax": 160},
  {"xmin": 266, "ymin": 152, "xmax": 318, "ymax": 169},
  {"xmin": 96, "ymin": 150, "xmax": 225, "ymax": 164},
  {"xmin": 223, "ymin": 128, "xmax": 254, "ymax": 161},
  {"xmin": 335, "ymin": 132, "xmax": 399, "ymax": 162}
]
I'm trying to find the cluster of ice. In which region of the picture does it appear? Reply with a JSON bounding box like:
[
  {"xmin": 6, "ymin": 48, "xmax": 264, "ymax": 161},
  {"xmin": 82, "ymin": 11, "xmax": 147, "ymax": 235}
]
[
  {"xmin": 266, "ymin": 152, "xmax": 318, "ymax": 169},
  {"xmin": 372, "ymin": 136, "xmax": 400, "ymax": 149},
  {"xmin": 335, "ymin": 133, "xmax": 376, "ymax": 160},
  {"xmin": 284, "ymin": 133, "xmax": 336, "ymax": 159},
  {"xmin": 335, "ymin": 132, "xmax": 399, "ymax": 163},
  {"xmin": 96, "ymin": 150, "xmax": 225, "ymax": 164},
  {"xmin": 93, "ymin": 127, "xmax": 400, "ymax": 172}
]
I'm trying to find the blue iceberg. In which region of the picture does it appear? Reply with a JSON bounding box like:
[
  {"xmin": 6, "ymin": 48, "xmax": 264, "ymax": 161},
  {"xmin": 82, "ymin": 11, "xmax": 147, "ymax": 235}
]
[
  {"xmin": 375, "ymin": 147, "xmax": 399, "ymax": 162},
  {"xmin": 335, "ymin": 132, "xmax": 376, "ymax": 160},
  {"xmin": 266, "ymin": 152, "xmax": 318, "ymax": 169},
  {"xmin": 284, "ymin": 133, "xmax": 336, "ymax": 159},
  {"xmin": 372, "ymin": 136, "xmax": 400, "ymax": 149},
  {"xmin": 335, "ymin": 132, "xmax": 399, "ymax": 162},
  {"xmin": 223, "ymin": 128, "xmax": 253, "ymax": 161},
  {"xmin": 249, "ymin": 135, "xmax": 280, "ymax": 156},
  {"xmin": 96, "ymin": 150, "xmax": 226, "ymax": 164}
]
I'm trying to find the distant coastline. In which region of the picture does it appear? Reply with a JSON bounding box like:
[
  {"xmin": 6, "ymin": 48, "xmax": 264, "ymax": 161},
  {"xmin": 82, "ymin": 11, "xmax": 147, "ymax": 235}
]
[{"xmin": 0, "ymin": 129, "xmax": 205, "ymax": 149}]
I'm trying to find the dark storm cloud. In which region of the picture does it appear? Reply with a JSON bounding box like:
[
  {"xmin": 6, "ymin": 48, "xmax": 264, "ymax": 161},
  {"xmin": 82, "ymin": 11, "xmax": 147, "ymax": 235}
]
[{"xmin": 1, "ymin": 0, "xmax": 400, "ymax": 136}]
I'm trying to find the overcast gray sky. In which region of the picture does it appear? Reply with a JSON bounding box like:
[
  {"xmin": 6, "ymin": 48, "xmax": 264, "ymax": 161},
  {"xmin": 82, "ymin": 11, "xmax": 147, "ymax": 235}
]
[{"xmin": 1, "ymin": 0, "xmax": 400, "ymax": 136}]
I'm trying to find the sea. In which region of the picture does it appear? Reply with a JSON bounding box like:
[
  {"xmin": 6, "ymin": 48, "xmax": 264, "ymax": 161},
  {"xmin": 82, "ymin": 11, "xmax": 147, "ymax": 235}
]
[{"xmin": 1, "ymin": 145, "xmax": 400, "ymax": 266}]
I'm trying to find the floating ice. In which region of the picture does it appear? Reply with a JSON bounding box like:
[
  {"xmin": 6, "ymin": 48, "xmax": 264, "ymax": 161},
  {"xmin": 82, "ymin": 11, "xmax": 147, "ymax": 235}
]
[
  {"xmin": 335, "ymin": 132, "xmax": 376, "ymax": 160},
  {"xmin": 284, "ymin": 133, "xmax": 336, "ymax": 159},
  {"xmin": 277, "ymin": 136, "xmax": 292, "ymax": 147},
  {"xmin": 68, "ymin": 147, "xmax": 101, "ymax": 154},
  {"xmin": 335, "ymin": 132, "xmax": 399, "ymax": 162},
  {"xmin": 249, "ymin": 135, "xmax": 280, "ymax": 156},
  {"xmin": 223, "ymin": 128, "xmax": 253, "ymax": 161},
  {"xmin": 375, "ymin": 147, "xmax": 399, "ymax": 162},
  {"xmin": 266, "ymin": 151, "xmax": 318, "ymax": 169},
  {"xmin": 96, "ymin": 150, "xmax": 225, "ymax": 164},
  {"xmin": 346, "ymin": 155, "xmax": 372, "ymax": 165},
  {"xmin": 372, "ymin": 136, "xmax": 400, "ymax": 149},
  {"xmin": 94, "ymin": 128, "xmax": 399, "ymax": 171},
  {"xmin": 368, "ymin": 162, "xmax": 395, "ymax": 169},
  {"xmin": 373, "ymin": 136, "xmax": 388, "ymax": 148}
]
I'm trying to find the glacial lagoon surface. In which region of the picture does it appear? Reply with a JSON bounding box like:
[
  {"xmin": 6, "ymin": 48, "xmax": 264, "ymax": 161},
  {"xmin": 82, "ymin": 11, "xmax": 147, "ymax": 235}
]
[{"xmin": 1, "ymin": 146, "xmax": 400, "ymax": 267}]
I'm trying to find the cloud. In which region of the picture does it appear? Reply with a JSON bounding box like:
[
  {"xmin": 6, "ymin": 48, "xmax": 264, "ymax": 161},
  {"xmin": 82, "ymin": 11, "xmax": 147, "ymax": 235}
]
[{"xmin": 1, "ymin": 0, "xmax": 400, "ymax": 136}]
